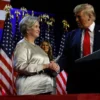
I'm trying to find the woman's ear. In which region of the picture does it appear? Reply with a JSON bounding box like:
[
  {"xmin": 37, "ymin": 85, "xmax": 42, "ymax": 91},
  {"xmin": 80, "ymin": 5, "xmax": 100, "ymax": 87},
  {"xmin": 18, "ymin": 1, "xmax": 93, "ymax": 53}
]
[{"xmin": 27, "ymin": 29, "xmax": 30, "ymax": 34}]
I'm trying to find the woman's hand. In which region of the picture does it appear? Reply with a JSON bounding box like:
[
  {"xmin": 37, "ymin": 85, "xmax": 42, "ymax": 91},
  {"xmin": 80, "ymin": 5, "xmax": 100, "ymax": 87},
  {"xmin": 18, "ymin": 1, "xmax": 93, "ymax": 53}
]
[
  {"xmin": 49, "ymin": 61, "xmax": 60, "ymax": 73},
  {"xmin": 43, "ymin": 64, "xmax": 50, "ymax": 69}
]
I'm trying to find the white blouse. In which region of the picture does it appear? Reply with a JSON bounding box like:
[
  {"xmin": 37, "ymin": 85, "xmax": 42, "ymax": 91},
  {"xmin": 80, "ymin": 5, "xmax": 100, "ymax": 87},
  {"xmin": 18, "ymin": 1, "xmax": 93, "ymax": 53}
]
[{"xmin": 13, "ymin": 39, "xmax": 54, "ymax": 95}]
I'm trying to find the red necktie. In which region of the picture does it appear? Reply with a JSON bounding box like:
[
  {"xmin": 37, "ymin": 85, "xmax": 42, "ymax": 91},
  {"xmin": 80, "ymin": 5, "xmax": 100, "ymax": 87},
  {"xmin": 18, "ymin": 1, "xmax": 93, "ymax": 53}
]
[{"xmin": 83, "ymin": 28, "xmax": 90, "ymax": 56}]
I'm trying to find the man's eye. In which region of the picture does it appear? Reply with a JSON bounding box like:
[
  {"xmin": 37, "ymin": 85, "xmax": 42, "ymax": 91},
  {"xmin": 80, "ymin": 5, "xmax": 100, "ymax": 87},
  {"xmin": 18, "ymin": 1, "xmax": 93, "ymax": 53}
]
[{"xmin": 77, "ymin": 16, "xmax": 81, "ymax": 18}]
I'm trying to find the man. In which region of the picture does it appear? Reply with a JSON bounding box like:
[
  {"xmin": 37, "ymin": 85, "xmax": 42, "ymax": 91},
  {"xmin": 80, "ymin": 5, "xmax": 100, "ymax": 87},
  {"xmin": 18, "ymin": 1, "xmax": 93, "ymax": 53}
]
[{"xmin": 58, "ymin": 3, "xmax": 100, "ymax": 93}]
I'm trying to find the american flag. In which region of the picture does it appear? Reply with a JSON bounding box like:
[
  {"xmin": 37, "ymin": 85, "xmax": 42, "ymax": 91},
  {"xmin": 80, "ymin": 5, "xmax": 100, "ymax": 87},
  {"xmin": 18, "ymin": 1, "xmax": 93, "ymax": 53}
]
[
  {"xmin": 12, "ymin": 13, "xmax": 23, "ymax": 93},
  {"xmin": 0, "ymin": 13, "xmax": 15, "ymax": 95},
  {"xmin": 58, "ymin": 32, "xmax": 66, "ymax": 56},
  {"xmin": 56, "ymin": 70, "xmax": 68, "ymax": 94},
  {"xmin": 49, "ymin": 24, "xmax": 57, "ymax": 58},
  {"xmin": 56, "ymin": 30, "xmax": 68, "ymax": 95},
  {"xmin": 13, "ymin": 14, "xmax": 23, "ymax": 48},
  {"xmin": 0, "ymin": 85, "xmax": 6, "ymax": 95},
  {"xmin": 39, "ymin": 20, "xmax": 45, "ymax": 43},
  {"xmin": 38, "ymin": 17, "xmax": 48, "ymax": 44}
]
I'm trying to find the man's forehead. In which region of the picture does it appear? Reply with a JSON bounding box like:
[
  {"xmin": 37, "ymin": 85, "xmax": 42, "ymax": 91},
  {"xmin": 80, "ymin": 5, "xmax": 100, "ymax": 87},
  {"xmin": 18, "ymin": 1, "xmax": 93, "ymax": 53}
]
[{"xmin": 75, "ymin": 11, "xmax": 84, "ymax": 16}]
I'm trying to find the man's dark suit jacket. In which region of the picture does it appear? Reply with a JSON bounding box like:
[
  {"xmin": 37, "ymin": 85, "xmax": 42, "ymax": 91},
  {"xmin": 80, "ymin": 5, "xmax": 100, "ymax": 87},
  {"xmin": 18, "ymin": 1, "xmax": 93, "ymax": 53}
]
[{"xmin": 58, "ymin": 25, "xmax": 100, "ymax": 93}]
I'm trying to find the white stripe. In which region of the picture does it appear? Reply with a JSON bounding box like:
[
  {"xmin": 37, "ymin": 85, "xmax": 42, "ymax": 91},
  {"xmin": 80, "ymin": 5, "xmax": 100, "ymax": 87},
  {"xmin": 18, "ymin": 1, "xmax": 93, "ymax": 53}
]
[
  {"xmin": 56, "ymin": 83, "xmax": 63, "ymax": 94},
  {"xmin": 0, "ymin": 10, "xmax": 6, "ymax": 20},
  {"xmin": 0, "ymin": 73, "xmax": 13, "ymax": 93},
  {"xmin": 1, "ymin": 49, "xmax": 12, "ymax": 67},
  {"xmin": 62, "ymin": 70, "xmax": 67, "ymax": 81},
  {"xmin": 0, "ymin": 61, "xmax": 13, "ymax": 81},
  {"xmin": 57, "ymin": 74, "xmax": 66, "ymax": 90},
  {"xmin": 2, "ymin": 0, "xmax": 10, "ymax": 2}
]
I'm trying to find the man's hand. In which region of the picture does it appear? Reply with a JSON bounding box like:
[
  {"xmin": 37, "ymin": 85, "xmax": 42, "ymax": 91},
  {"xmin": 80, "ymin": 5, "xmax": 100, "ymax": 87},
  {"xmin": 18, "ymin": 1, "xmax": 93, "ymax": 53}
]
[{"xmin": 49, "ymin": 61, "xmax": 60, "ymax": 73}]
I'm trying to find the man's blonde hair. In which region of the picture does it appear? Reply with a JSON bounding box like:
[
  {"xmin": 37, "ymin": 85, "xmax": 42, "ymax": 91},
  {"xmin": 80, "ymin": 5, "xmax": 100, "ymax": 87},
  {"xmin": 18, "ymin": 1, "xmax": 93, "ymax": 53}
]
[{"xmin": 73, "ymin": 3, "xmax": 96, "ymax": 21}]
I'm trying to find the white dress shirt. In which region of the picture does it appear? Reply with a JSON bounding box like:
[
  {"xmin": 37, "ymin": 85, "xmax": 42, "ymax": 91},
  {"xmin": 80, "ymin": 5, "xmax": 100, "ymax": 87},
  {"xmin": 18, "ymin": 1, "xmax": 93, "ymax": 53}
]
[
  {"xmin": 81, "ymin": 22, "xmax": 95, "ymax": 57},
  {"xmin": 14, "ymin": 39, "xmax": 54, "ymax": 95}
]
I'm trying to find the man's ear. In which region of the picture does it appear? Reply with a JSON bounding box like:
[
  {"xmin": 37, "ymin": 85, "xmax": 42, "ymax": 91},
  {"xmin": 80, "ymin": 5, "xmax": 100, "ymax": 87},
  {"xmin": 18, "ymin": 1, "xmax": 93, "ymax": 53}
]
[{"xmin": 88, "ymin": 13, "xmax": 92, "ymax": 21}]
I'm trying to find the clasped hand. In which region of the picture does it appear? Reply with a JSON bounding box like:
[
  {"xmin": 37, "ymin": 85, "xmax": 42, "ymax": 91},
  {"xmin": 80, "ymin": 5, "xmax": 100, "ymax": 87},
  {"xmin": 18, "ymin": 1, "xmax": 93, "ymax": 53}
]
[{"xmin": 48, "ymin": 61, "xmax": 60, "ymax": 72}]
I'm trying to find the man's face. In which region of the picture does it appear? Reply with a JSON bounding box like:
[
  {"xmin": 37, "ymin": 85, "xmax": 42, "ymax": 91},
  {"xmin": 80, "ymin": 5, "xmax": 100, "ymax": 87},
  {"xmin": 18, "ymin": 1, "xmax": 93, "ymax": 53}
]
[{"xmin": 75, "ymin": 10, "xmax": 90, "ymax": 29}]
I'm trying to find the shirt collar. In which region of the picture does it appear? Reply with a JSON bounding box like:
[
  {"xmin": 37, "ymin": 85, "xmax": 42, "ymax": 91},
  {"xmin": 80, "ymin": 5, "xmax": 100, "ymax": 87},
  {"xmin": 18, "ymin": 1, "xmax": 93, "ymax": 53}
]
[{"xmin": 88, "ymin": 22, "xmax": 95, "ymax": 32}]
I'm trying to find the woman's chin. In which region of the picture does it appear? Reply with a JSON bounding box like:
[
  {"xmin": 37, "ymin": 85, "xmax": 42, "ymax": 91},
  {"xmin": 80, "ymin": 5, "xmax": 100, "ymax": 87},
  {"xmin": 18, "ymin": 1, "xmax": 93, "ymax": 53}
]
[
  {"xmin": 44, "ymin": 50, "xmax": 48, "ymax": 53},
  {"xmin": 35, "ymin": 35, "xmax": 40, "ymax": 38}
]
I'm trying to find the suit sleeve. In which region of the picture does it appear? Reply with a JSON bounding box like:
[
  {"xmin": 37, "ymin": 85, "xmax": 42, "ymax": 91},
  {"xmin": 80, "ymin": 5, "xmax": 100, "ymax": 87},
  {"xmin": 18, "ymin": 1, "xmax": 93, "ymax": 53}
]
[{"xmin": 57, "ymin": 32, "xmax": 71, "ymax": 72}]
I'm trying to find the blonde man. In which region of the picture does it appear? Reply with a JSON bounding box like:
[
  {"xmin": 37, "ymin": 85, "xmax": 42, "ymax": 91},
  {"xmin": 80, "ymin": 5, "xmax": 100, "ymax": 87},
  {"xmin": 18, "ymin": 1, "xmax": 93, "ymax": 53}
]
[{"xmin": 58, "ymin": 3, "xmax": 100, "ymax": 93}]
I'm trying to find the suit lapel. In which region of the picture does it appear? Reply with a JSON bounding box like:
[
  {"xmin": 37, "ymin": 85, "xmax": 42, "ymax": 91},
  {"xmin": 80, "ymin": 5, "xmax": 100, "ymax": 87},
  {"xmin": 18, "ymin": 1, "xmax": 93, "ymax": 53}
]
[
  {"xmin": 75, "ymin": 29, "xmax": 82, "ymax": 58},
  {"xmin": 93, "ymin": 25, "xmax": 100, "ymax": 52}
]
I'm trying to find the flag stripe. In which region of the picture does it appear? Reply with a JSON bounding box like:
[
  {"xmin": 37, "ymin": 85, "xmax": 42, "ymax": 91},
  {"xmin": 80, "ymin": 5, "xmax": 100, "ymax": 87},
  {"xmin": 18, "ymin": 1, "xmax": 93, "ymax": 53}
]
[
  {"xmin": 60, "ymin": 72, "xmax": 67, "ymax": 86},
  {"xmin": 56, "ymin": 83, "xmax": 63, "ymax": 94},
  {"xmin": 0, "ymin": 73, "xmax": 12, "ymax": 92},
  {"xmin": 56, "ymin": 70, "xmax": 67, "ymax": 95},
  {"xmin": 62, "ymin": 70, "xmax": 68, "ymax": 81},
  {"xmin": 0, "ymin": 61, "xmax": 12, "ymax": 80},
  {"xmin": 57, "ymin": 74, "xmax": 66, "ymax": 90},
  {"xmin": 0, "ymin": 77, "xmax": 11, "ymax": 95},
  {"xmin": 0, "ymin": 10, "xmax": 6, "ymax": 20},
  {"xmin": 56, "ymin": 76, "xmax": 66, "ymax": 94},
  {"xmin": 1, "ymin": 49, "xmax": 12, "ymax": 67},
  {"xmin": 0, "ymin": 55, "xmax": 12, "ymax": 73},
  {"xmin": 56, "ymin": 88, "xmax": 61, "ymax": 95},
  {"xmin": 0, "ymin": 67, "xmax": 12, "ymax": 88}
]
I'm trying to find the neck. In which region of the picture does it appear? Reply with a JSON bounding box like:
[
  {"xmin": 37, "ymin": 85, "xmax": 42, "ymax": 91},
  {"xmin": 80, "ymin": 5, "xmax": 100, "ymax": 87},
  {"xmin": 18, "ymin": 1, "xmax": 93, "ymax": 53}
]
[
  {"xmin": 25, "ymin": 35, "xmax": 35, "ymax": 44},
  {"xmin": 89, "ymin": 21, "xmax": 94, "ymax": 26}
]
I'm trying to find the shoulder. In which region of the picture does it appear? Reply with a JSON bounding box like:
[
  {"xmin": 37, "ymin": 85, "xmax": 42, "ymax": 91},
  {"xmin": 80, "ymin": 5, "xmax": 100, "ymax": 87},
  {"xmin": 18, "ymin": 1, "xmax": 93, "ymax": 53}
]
[
  {"xmin": 15, "ymin": 39, "xmax": 28, "ymax": 51},
  {"xmin": 66, "ymin": 28, "xmax": 81, "ymax": 38}
]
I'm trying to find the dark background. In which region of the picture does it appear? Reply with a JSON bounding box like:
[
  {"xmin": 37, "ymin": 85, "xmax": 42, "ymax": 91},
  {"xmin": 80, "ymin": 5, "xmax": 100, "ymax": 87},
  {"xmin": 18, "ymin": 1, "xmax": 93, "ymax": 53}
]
[
  {"xmin": 10, "ymin": 0, "xmax": 100, "ymax": 29},
  {"xmin": 10, "ymin": 0, "xmax": 100, "ymax": 53}
]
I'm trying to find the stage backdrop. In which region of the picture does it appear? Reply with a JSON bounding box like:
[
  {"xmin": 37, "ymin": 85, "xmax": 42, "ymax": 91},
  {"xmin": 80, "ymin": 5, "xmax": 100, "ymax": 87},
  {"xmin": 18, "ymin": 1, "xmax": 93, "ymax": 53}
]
[{"xmin": 0, "ymin": 6, "xmax": 68, "ymax": 95}]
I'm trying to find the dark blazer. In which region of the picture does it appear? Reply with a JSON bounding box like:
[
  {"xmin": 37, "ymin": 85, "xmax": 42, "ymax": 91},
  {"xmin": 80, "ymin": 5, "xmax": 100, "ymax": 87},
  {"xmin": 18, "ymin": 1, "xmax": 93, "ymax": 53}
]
[{"xmin": 58, "ymin": 25, "xmax": 100, "ymax": 93}]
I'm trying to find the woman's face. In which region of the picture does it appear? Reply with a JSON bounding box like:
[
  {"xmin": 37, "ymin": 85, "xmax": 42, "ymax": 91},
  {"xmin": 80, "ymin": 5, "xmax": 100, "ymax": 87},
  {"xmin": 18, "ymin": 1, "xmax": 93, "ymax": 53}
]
[
  {"xmin": 28, "ymin": 21, "xmax": 40, "ymax": 38},
  {"xmin": 41, "ymin": 42, "xmax": 49, "ymax": 53}
]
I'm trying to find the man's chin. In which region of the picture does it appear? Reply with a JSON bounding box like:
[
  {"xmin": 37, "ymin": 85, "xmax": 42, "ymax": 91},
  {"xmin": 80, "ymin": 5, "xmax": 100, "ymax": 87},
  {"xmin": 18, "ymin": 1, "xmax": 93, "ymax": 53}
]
[{"xmin": 78, "ymin": 25, "xmax": 83, "ymax": 28}]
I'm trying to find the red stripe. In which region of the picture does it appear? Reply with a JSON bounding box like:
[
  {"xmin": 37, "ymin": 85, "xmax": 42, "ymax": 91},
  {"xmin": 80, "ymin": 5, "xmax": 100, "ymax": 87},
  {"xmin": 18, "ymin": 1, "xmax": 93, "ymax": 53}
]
[
  {"xmin": 0, "ymin": 1, "xmax": 10, "ymax": 10},
  {"xmin": 56, "ymin": 77, "xmax": 66, "ymax": 94},
  {"xmin": 11, "ymin": 55, "xmax": 17, "ymax": 95},
  {"xmin": 1, "ymin": 88, "xmax": 6, "ymax": 95},
  {"xmin": 60, "ymin": 72, "xmax": 67, "ymax": 86},
  {"xmin": 0, "ymin": 80, "xmax": 11, "ymax": 95},
  {"xmin": 56, "ymin": 89, "xmax": 61, "ymax": 95},
  {"xmin": 12, "ymin": 73, "xmax": 17, "ymax": 95},
  {"xmin": 0, "ymin": 20, "xmax": 5, "ymax": 28},
  {"xmin": 0, "ymin": 67, "xmax": 13, "ymax": 87},
  {"xmin": 13, "ymin": 88, "xmax": 17, "ymax": 95},
  {"xmin": 0, "ymin": 52, "xmax": 15, "ymax": 95},
  {"xmin": 0, "ymin": 54, "xmax": 12, "ymax": 73}
]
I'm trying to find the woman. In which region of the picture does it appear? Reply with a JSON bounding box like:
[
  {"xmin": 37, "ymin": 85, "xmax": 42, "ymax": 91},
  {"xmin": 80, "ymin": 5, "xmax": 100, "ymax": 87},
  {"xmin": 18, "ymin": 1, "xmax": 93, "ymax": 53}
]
[
  {"xmin": 13, "ymin": 16, "xmax": 59, "ymax": 95},
  {"xmin": 40, "ymin": 40, "xmax": 57, "ymax": 94},
  {"xmin": 40, "ymin": 40, "xmax": 53, "ymax": 61}
]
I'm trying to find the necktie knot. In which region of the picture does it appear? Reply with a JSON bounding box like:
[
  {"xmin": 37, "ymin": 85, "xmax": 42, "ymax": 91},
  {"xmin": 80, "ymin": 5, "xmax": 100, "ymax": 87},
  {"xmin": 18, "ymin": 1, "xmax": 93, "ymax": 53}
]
[{"xmin": 85, "ymin": 28, "xmax": 89, "ymax": 32}]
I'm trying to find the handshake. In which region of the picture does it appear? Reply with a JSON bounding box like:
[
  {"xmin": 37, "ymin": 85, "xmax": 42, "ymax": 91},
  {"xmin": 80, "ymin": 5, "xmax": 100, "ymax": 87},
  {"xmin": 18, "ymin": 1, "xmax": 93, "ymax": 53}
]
[{"xmin": 43, "ymin": 61, "xmax": 60, "ymax": 73}]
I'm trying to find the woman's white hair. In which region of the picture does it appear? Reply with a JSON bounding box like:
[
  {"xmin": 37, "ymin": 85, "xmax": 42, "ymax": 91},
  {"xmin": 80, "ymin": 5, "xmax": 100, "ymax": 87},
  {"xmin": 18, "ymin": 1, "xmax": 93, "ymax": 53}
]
[
  {"xmin": 73, "ymin": 3, "xmax": 96, "ymax": 21},
  {"xmin": 19, "ymin": 15, "xmax": 39, "ymax": 36}
]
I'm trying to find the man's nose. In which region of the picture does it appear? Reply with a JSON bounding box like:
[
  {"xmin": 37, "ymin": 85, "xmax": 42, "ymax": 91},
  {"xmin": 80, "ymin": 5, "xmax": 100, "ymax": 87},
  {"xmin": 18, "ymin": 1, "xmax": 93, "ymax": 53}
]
[{"xmin": 76, "ymin": 17, "xmax": 79, "ymax": 22}]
